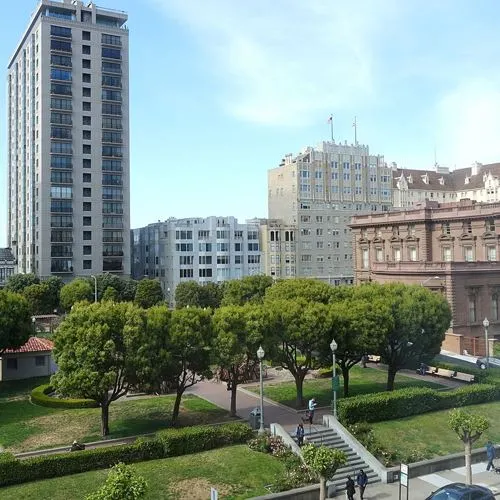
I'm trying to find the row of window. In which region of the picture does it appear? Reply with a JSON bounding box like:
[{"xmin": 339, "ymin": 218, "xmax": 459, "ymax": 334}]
[
  {"xmin": 50, "ymin": 258, "xmax": 123, "ymax": 273},
  {"xmin": 179, "ymin": 255, "xmax": 262, "ymax": 266},
  {"xmin": 50, "ymin": 215, "xmax": 123, "ymax": 228},
  {"xmin": 50, "ymin": 143, "xmax": 125, "ymax": 157},
  {"xmin": 175, "ymin": 230, "xmax": 251, "ymax": 240},
  {"xmin": 175, "ymin": 242, "xmax": 259, "ymax": 252},
  {"xmin": 5, "ymin": 356, "xmax": 46, "ymax": 371},
  {"xmin": 50, "ymin": 157, "xmax": 121, "ymax": 173},
  {"xmin": 177, "ymin": 255, "xmax": 261, "ymax": 273}
]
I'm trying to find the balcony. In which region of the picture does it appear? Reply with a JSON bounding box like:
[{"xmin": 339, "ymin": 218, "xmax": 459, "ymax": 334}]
[
  {"xmin": 103, "ymin": 250, "xmax": 124, "ymax": 257},
  {"xmin": 103, "ymin": 259, "xmax": 123, "ymax": 272}
]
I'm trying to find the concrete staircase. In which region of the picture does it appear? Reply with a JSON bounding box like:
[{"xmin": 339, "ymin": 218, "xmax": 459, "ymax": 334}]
[{"xmin": 293, "ymin": 424, "xmax": 381, "ymax": 492}]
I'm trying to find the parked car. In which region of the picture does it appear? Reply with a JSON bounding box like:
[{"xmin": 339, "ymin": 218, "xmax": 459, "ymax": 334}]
[
  {"xmin": 476, "ymin": 357, "xmax": 500, "ymax": 370},
  {"xmin": 425, "ymin": 482, "xmax": 494, "ymax": 499}
]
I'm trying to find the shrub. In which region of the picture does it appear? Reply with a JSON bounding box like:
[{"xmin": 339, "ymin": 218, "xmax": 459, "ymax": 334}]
[
  {"xmin": 248, "ymin": 433, "xmax": 271, "ymax": 453},
  {"xmin": 314, "ymin": 368, "xmax": 332, "ymax": 379},
  {"xmin": 31, "ymin": 384, "xmax": 98, "ymax": 409},
  {"xmin": 0, "ymin": 422, "xmax": 253, "ymax": 488},
  {"xmin": 338, "ymin": 384, "xmax": 500, "ymax": 424}
]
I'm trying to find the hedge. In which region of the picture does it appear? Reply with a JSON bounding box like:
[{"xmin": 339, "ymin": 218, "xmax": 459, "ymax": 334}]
[
  {"xmin": 30, "ymin": 384, "xmax": 98, "ymax": 409},
  {"xmin": 338, "ymin": 384, "xmax": 500, "ymax": 424},
  {"xmin": 0, "ymin": 422, "xmax": 253, "ymax": 488}
]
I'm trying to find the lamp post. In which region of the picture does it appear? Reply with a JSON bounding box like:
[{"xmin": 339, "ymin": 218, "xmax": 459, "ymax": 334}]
[
  {"xmin": 330, "ymin": 338, "xmax": 338, "ymax": 419},
  {"xmin": 31, "ymin": 316, "xmax": 36, "ymax": 335},
  {"xmin": 167, "ymin": 287, "xmax": 171, "ymax": 309},
  {"xmin": 257, "ymin": 345, "xmax": 265, "ymax": 434},
  {"xmin": 421, "ymin": 276, "xmax": 440, "ymax": 286},
  {"xmin": 90, "ymin": 275, "xmax": 97, "ymax": 303},
  {"xmin": 483, "ymin": 318, "xmax": 490, "ymax": 369}
]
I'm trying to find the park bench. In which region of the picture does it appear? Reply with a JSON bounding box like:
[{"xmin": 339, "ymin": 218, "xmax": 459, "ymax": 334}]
[
  {"xmin": 432, "ymin": 368, "xmax": 455, "ymax": 379},
  {"xmin": 423, "ymin": 367, "xmax": 475, "ymax": 383},
  {"xmin": 452, "ymin": 372, "xmax": 475, "ymax": 383},
  {"xmin": 367, "ymin": 355, "xmax": 381, "ymax": 363}
]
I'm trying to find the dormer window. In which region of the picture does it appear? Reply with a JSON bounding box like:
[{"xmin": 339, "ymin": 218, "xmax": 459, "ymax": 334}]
[
  {"xmin": 439, "ymin": 177, "xmax": 445, "ymax": 185},
  {"xmin": 407, "ymin": 174, "xmax": 413, "ymax": 184},
  {"xmin": 421, "ymin": 173, "xmax": 429, "ymax": 185},
  {"xmin": 465, "ymin": 176, "xmax": 470, "ymax": 185}
]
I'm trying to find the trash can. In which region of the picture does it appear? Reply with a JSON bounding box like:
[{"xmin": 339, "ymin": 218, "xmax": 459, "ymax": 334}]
[{"xmin": 249, "ymin": 407, "xmax": 261, "ymax": 430}]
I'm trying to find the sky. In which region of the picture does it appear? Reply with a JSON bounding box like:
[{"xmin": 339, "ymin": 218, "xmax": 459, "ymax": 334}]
[{"xmin": 1, "ymin": 0, "xmax": 500, "ymax": 246}]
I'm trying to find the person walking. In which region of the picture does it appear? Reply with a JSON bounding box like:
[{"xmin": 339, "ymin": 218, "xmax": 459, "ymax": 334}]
[
  {"xmin": 296, "ymin": 423, "xmax": 305, "ymax": 447},
  {"xmin": 486, "ymin": 441, "xmax": 496, "ymax": 471},
  {"xmin": 356, "ymin": 469, "xmax": 368, "ymax": 499},
  {"xmin": 308, "ymin": 398, "xmax": 317, "ymax": 424},
  {"xmin": 345, "ymin": 476, "xmax": 355, "ymax": 500}
]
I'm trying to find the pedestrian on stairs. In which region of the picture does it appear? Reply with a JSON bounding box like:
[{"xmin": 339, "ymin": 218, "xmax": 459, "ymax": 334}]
[
  {"xmin": 356, "ymin": 469, "xmax": 368, "ymax": 499},
  {"xmin": 345, "ymin": 476, "xmax": 355, "ymax": 500},
  {"xmin": 307, "ymin": 397, "xmax": 317, "ymax": 424},
  {"xmin": 296, "ymin": 423, "xmax": 305, "ymax": 446}
]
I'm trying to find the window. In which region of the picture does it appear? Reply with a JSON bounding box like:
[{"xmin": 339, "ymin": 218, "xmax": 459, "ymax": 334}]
[
  {"xmin": 492, "ymin": 294, "xmax": 499, "ymax": 321},
  {"xmin": 82, "ymin": 87, "xmax": 91, "ymax": 97},
  {"xmin": 102, "ymin": 103, "xmax": 121, "ymax": 115},
  {"xmin": 468, "ymin": 295, "xmax": 476, "ymax": 323},
  {"xmin": 83, "ymin": 245, "xmax": 92, "ymax": 255},
  {"xmin": 179, "ymin": 256, "xmax": 194, "ymax": 265},
  {"xmin": 50, "ymin": 186, "xmax": 72, "ymax": 198},
  {"xmin": 83, "ymin": 130, "xmax": 91, "ymax": 140},
  {"xmin": 82, "ymin": 73, "xmax": 91, "ymax": 83},
  {"xmin": 35, "ymin": 356, "xmax": 46, "ymax": 366},
  {"xmin": 6, "ymin": 358, "xmax": 18, "ymax": 370},
  {"xmin": 217, "ymin": 243, "xmax": 229, "ymax": 252},
  {"xmin": 235, "ymin": 255, "xmax": 242, "ymax": 264},
  {"xmin": 217, "ymin": 255, "xmax": 229, "ymax": 265},
  {"xmin": 102, "ymin": 34, "xmax": 121, "ymax": 46},
  {"xmin": 83, "ymin": 216, "xmax": 91, "ymax": 226},
  {"xmin": 102, "ymin": 61, "xmax": 121, "ymax": 73},
  {"xmin": 486, "ymin": 218, "xmax": 496, "ymax": 232},
  {"xmin": 82, "ymin": 58, "xmax": 91, "ymax": 68},
  {"xmin": 175, "ymin": 243, "xmax": 193, "ymax": 252},
  {"xmin": 83, "ymin": 188, "xmax": 91, "ymax": 197},
  {"xmin": 51, "ymin": 215, "xmax": 72, "ymax": 228},
  {"xmin": 234, "ymin": 242, "xmax": 241, "ymax": 252},
  {"xmin": 51, "ymin": 200, "xmax": 72, "ymax": 213},
  {"xmin": 83, "ymin": 115, "xmax": 91, "ymax": 125},
  {"xmin": 102, "ymin": 146, "xmax": 123, "ymax": 157},
  {"xmin": 51, "ymin": 25, "xmax": 72, "ymax": 38},
  {"xmin": 82, "ymin": 44, "xmax": 91, "ymax": 54},
  {"xmin": 362, "ymin": 249, "xmax": 369, "ymax": 269},
  {"xmin": 409, "ymin": 247, "xmax": 417, "ymax": 261},
  {"xmin": 83, "ymin": 158, "xmax": 91, "ymax": 169},
  {"xmin": 442, "ymin": 222, "xmax": 451, "ymax": 235},
  {"xmin": 103, "ymin": 187, "xmax": 123, "ymax": 200},
  {"xmin": 248, "ymin": 243, "xmax": 259, "ymax": 251},
  {"xmin": 51, "ymin": 39, "xmax": 71, "ymax": 52},
  {"xmin": 83, "ymin": 260, "xmax": 92, "ymax": 269},
  {"xmin": 199, "ymin": 256, "xmax": 212, "ymax": 265},
  {"xmin": 464, "ymin": 246, "xmax": 474, "ymax": 262},
  {"xmin": 199, "ymin": 243, "xmax": 212, "ymax": 252},
  {"xmin": 51, "ymin": 98, "xmax": 72, "ymax": 110},
  {"xmin": 51, "ymin": 127, "xmax": 72, "ymax": 139},
  {"xmin": 102, "ymin": 90, "xmax": 121, "ymax": 101},
  {"xmin": 83, "ymin": 144, "xmax": 91, "ymax": 154},
  {"xmin": 51, "ymin": 83, "xmax": 72, "ymax": 95},
  {"xmin": 376, "ymin": 248, "xmax": 383, "ymax": 262},
  {"xmin": 82, "ymin": 30, "xmax": 91, "ymax": 40},
  {"xmin": 179, "ymin": 269, "xmax": 194, "ymax": 278},
  {"xmin": 248, "ymin": 255, "xmax": 260, "ymax": 264},
  {"xmin": 102, "ymin": 131, "xmax": 122, "ymax": 143},
  {"xmin": 83, "ymin": 101, "xmax": 91, "ymax": 111},
  {"xmin": 83, "ymin": 231, "xmax": 92, "ymax": 240},
  {"xmin": 51, "ymin": 68, "xmax": 72, "ymax": 81},
  {"xmin": 102, "ymin": 159, "xmax": 122, "ymax": 171},
  {"xmin": 487, "ymin": 245, "xmax": 497, "ymax": 261},
  {"xmin": 51, "ymin": 171, "xmax": 72, "ymax": 183},
  {"xmin": 393, "ymin": 248, "xmax": 401, "ymax": 262},
  {"xmin": 102, "ymin": 174, "xmax": 122, "ymax": 185},
  {"xmin": 102, "ymin": 117, "xmax": 122, "ymax": 129},
  {"xmin": 198, "ymin": 230, "xmax": 210, "ymax": 239},
  {"xmin": 199, "ymin": 268, "xmax": 213, "ymax": 278},
  {"xmin": 102, "ymin": 75, "xmax": 122, "ymax": 88},
  {"xmin": 216, "ymin": 230, "xmax": 229, "ymax": 239},
  {"xmin": 102, "ymin": 47, "xmax": 121, "ymax": 59},
  {"xmin": 442, "ymin": 246, "xmax": 452, "ymax": 262}
]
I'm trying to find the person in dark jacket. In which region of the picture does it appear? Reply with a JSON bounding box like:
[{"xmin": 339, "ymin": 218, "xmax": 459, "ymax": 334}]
[
  {"xmin": 356, "ymin": 469, "xmax": 368, "ymax": 499},
  {"xmin": 296, "ymin": 423, "xmax": 305, "ymax": 446},
  {"xmin": 486, "ymin": 441, "xmax": 496, "ymax": 471},
  {"xmin": 346, "ymin": 476, "xmax": 355, "ymax": 500}
]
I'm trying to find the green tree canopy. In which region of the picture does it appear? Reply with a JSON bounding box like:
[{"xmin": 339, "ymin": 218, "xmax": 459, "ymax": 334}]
[
  {"xmin": 134, "ymin": 279, "xmax": 164, "ymax": 309},
  {"xmin": 85, "ymin": 462, "xmax": 147, "ymax": 500},
  {"xmin": 52, "ymin": 301, "xmax": 148, "ymax": 436},
  {"xmin": 60, "ymin": 278, "xmax": 93, "ymax": 311},
  {"xmin": 174, "ymin": 281, "xmax": 223, "ymax": 309},
  {"xmin": 102, "ymin": 286, "xmax": 119, "ymax": 302},
  {"xmin": 44, "ymin": 276, "xmax": 64, "ymax": 312},
  {"xmin": 449, "ymin": 409, "xmax": 490, "ymax": 484},
  {"xmin": 302, "ymin": 444, "xmax": 347, "ymax": 500},
  {"xmin": 23, "ymin": 283, "xmax": 54, "ymax": 316},
  {"xmin": 221, "ymin": 275, "xmax": 274, "ymax": 306},
  {"xmin": 4, "ymin": 273, "xmax": 39, "ymax": 294},
  {"xmin": 264, "ymin": 278, "xmax": 334, "ymax": 304},
  {"xmin": 0, "ymin": 291, "xmax": 32, "ymax": 355}
]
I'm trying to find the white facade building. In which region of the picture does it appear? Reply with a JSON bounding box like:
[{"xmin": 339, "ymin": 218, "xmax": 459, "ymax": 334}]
[
  {"xmin": 7, "ymin": 0, "xmax": 130, "ymax": 278},
  {"xmin": 131, "ymin": 216, "xmax": 263, "ymax": 299}
]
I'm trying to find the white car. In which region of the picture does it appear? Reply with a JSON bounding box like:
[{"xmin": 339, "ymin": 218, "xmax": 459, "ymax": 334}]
[{"xmin": 476, "ymin": 357, "xmax": 500, "ymax": 370}]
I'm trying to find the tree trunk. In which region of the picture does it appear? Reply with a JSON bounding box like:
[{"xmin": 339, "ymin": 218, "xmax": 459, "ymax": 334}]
[
  {"xmin": 386, "ymin": 365, "xmax": 397, "ymax": 391},
  {"xmin": 101, "ymin": 403, "xmax": 110, "ymax": 437},
  {"xmin": 342, "ymin": 365, "xmax": 350, "ymax": 397},
  {"xmin": 465, "ymin": 440, "xmax": 472, "ymax": 485},
  {"xmin": 230, "ymin": 382, "xmax": 238, "ymax": 417},
  {"xmin": 171, "ymin": 388, "xmax": 184, "ymax": 426},
  {"xmin": 294, "ymin": 372, "xmax": 306, "ymax": 408},
  {"xmin": 319, "ymin": 476, "xmax": 326, "ymax": 500}
]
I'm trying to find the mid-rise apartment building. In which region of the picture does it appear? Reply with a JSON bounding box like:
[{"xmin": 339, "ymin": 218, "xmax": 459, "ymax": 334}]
[
  {"xmin": 131, "ymin": 217, "xmax": 263, "ymax": 299},
  {"xmin": 7, "ymin": 0, "xmax": 130, "ymax": 278},
  {"xmin": 351, "ymin": 199, "xmax": 500, "ymax": 354},
  {"xmin": 267, "ymin": 141, "xmax": 392, "ymax": 283},
  {"xmin": 0, "ymin": 249, "xmax": 17, "ymax": 287}
]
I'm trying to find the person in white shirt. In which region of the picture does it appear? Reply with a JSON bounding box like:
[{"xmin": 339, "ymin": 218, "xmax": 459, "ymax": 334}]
[{"xmin": 308, "ymin": 398, "xmax": 317, "ymax": 424}]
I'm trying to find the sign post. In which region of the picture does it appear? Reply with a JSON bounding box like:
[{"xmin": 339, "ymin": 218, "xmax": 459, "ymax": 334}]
[
  {"xmin": 211, "ymin": 487, "xmax": 218, "ymax": 500},
  {"xmin": 399, "ymin": 463, "xmax": 409, "ymax": 500}
]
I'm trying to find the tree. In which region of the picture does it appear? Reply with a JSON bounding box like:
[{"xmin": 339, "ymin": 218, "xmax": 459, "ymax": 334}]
[
  {"xmin": 134, "ymin": 279, "xmax": 164, "ymax": 309},
  {"xmin": 264, "ymin": 299, "xmax": 330, "ymax": 407},
  {"xmin": 4, "ymin": 273, "xmax": 39, "ymax": 294},
  {"xmin": 85, "ymin": 462, "xmax": 147, "ymax": 500},
  {"xmin": 23, "ymin": 283, "xmax": 53, "ymax": 315},
  {"xmin": 52, "ymin": 301, "xmax": 148, "ymax": 436},
  {"xmin": 146, "ymin": 306, "xmax": 213, "ymax": 424},
  {"xmin": 174, "ymin": 281, "xmax": 223, "ymax": 308},
  {"xmin": 221, "ymin": 275, "xmax": 274, "ymax": 306},
  {"xmin": 449, "ymin": 409, "xmax": 489, "ymax": 485},
  {"xmin": 44, "ymin": 276, "xmax": 64, "ymax": 312},
  {"xmin": 120, "ymin": 279, "xmax": 138, "ymax": 302},
  {"xmin": 0, "ymin": 291, "xmax": 32, "ymax": 355},
  {"xmin": 102, "ymin": 286, "xmax": 119, "ymax": 302},
  {"xmin": 359, "ymin": 283, "xmax": 451, "ymax": 391},
  {"xmin": 60, "ymin": 278, "xmax": 93, "ymax": 311},
  {"xmin": 264, "ymin": 278, "xmax": 334, "ymax": 304},
  {"xmin": 201, "ymin": 281, "xmax": 225, "ymax": 308},
  {"xmin": 212, "ymin": 305, "xmax": 267, "ymax": 416},
  {"xmin": 325, "ymin": 296, "xmax": 392, "ymax": 396},
  {"xmin": 302, "ymin": 444, "xmax": 347, "ymax": 500}
]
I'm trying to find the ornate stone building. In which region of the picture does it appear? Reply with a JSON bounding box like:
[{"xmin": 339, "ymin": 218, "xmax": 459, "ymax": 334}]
[{"xmin": 351, "ymin": 199, "xmax": 500, "ymax": 354}]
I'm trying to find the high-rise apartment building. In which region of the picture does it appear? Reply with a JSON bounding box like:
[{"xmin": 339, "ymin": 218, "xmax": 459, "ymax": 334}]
[
  {"xmin": 7, "ymin": 0, "xmax": 130, "ymax": 278},
  {"xmin": 267, "ymin": 141, "xmax": 391, "ymax": 283},
  {"xmin": 131, "ymin": 216, "xmax": 263, "ymax": 300}
]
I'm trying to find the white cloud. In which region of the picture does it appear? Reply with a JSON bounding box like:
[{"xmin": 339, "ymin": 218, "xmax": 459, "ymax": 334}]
[
  {"xmin": 436, "ymin": 79, "xmax": 500, "ymax": 168},
  {"xmin": 150, "ymin": 0, "xmax": 402, "ymax": 126}
]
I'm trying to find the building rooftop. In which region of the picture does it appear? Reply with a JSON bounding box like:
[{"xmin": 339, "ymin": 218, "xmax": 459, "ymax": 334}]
[
  {"xmin": 3, "ymin": 337, "xmax": 54, "ymax": 354},
  {"xmin": 0, "ymin": 248, "xmax": 15, "ymax": 262}
]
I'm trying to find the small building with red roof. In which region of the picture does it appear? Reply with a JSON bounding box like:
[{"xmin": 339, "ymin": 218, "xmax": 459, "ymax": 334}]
[{"xmin": 0, "ymin": 337, "xmax": 56, "ymax": 381}]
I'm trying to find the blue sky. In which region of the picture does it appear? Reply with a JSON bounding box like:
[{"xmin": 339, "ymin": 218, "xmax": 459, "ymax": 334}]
[{"xmin": 1, "ymin": 0, "xmax": 500, "ymax": 246}]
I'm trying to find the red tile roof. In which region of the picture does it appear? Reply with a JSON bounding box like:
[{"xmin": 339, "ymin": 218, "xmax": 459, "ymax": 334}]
[{"xmin": 3, "ymin": 337, "xmax": 54, "ymax": 354}]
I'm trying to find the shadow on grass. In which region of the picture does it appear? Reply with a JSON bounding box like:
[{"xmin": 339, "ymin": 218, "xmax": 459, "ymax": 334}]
[{"xmin": 0, "ymin": 377, "xmax": 50, "ymax": 400}]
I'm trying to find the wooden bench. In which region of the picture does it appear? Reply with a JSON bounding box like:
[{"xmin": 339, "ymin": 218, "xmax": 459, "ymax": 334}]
[
  {"xmin": 420, "ymin": 365, "xmax": 437, "ymax": 375},
  {"xmin": 434, "ymin": 368, "xmax": 455, "ymax": 379},
  {"xmin": 367, "ymin": 355, "xmax": 381, "ymax": 363},
  {"xmin": 453, "ymin": 372, "xmax": 475, "ymax": 383}
]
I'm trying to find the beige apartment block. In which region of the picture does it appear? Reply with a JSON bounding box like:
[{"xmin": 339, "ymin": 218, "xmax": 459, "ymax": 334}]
[{"xmin": 351, "ymin": 199, "xmax": 500, "ymax": 354}]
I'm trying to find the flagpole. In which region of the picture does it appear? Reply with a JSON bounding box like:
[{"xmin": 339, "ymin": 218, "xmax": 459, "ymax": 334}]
[
  {"xmin": 353, "ymin": 116, "xmax": 357, "ymax": 145},
  {"xmin": 329, "ymin": 114, "xmax": 334, "ymax": 142}
]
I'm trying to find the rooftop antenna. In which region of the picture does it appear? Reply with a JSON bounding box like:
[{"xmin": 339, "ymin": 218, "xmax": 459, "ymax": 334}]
[{"xmin": 434, "ymin": 145, "xmax": 438, "ymax": 169}]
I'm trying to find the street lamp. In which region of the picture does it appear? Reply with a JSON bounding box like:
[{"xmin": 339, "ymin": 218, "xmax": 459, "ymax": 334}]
[
  {"xmin": 330, "ymin": 338, "xmax": 338, "ymax": 419},
  {"xmin": 90, "ymin": 275, "xmax": 97, "ymax": 303},
  {"xmin": 483, "ymin": 318, "xmax": 490, "ymax": 369},
  {"xmin": 31, "ymin": 316, "xmax": 36, "ymax": 335},
  {"xmin": 167, "ymin": 287, "xmax": 171, "ymax": 309},
  {"xmin": 421, "ymin": 276, "xmax": 440, "ymax": 286},
  {"xmin": 257, "ymin": 345, "xmax": 265, "ymax": 434}
]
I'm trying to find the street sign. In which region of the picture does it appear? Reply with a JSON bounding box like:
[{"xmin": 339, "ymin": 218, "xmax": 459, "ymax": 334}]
[
  {"xmin": 399, "ymin": 463, "xmax": 409, "ymax": 500},
  {"xmin": 332, "ymin": 375, "xmax": 340, "ymax": 391}
]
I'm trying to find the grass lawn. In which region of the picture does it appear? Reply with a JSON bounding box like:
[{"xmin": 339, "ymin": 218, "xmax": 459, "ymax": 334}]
[
  {"xmin": 371, "ymin": 400, "xmax": 500, "ymax": 460},
  {"xmin": 0, "ymin": 394, "xmax": 231, "ymax": 453},
  {"xmin": 0, "ymin": 445, "xmax": 284, "ymax": 500},
  {"xmin": 252, "ymin": 365, "xmax": 442, "ymax": 408},
  {"xmin": 0, "ymin": 376, "xmax": 50, "ymax": 401}
]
